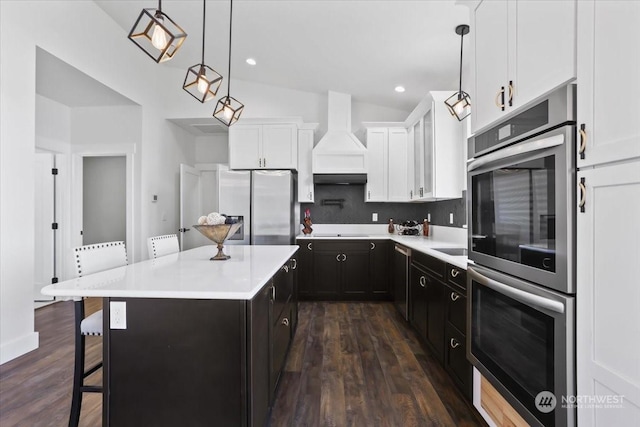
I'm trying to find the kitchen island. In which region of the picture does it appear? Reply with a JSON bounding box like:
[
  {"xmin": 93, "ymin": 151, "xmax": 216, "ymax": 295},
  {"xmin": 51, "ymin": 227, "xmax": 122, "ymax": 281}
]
[{"xmin": 42, "ymin": 245, "xmax": 299, "ymax": 427}]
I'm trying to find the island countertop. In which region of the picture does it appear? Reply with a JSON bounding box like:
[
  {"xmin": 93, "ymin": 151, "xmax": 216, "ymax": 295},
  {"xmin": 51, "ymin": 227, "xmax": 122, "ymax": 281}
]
[{"xmin": 41, "ymin": 245, "xmax": 299, "ymax": 300}]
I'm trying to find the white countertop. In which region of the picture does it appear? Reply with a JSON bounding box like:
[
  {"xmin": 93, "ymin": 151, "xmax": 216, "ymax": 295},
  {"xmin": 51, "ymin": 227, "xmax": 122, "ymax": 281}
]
[
  {"xmin": 296, "ymin": 233, "xmax": 468, "ymax": 269},
  {"xmin": 41, "ymin": 245, "xmax": 299, "ymax": 300}
]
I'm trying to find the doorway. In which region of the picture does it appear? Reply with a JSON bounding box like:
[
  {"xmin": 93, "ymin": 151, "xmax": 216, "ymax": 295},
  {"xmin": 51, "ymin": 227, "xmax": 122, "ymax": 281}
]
[{"xmin": 82, "ymin": 156, "xmax": 126, "ymax": 245}]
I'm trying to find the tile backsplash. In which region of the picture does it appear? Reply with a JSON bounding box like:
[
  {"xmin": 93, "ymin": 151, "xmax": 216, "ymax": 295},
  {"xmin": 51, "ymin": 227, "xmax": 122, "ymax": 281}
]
[{"xmin": 300, "ymin": 185, "xmax": 466, "ymax": 227}]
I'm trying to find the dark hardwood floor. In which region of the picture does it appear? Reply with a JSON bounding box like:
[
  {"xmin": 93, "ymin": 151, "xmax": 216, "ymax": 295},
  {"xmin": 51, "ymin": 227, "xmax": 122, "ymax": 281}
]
[
  {"xmin": 270, "ymin": 302, "xmax": 482, "ymax": 427},
  {"xmin": 0, "ymin": 301, "xmax": 482, "ymax": 427}
]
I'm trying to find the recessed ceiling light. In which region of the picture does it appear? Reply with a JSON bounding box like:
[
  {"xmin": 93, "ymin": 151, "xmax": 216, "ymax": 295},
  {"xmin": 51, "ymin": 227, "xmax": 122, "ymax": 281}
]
[
  {"xmin": 395, "ymin": 86, "xmax": 405, "ymax": 93},
  {"xmin": 246, "ymin": 58, "xmax": 256, "ymax": 66}
]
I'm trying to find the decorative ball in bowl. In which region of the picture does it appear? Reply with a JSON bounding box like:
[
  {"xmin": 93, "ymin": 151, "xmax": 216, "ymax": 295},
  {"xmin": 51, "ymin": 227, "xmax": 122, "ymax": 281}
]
[{"xmin": 193, "ymin": 222, "xmax": 243, "ymax": 260}]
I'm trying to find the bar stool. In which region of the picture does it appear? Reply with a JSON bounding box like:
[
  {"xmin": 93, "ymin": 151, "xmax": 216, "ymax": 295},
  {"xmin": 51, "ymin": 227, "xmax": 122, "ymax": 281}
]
[
  {"xmin": 69, "ymin": 241, "xmax": 128, "ymax": 427},
  {"xmin": 147, "ymin": 234, "xmax": 180, "ymax": 259}
]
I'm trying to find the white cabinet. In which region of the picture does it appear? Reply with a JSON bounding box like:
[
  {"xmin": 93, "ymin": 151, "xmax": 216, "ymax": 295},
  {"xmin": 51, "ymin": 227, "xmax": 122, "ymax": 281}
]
[
  {"xmin": 472, "ymin": 0, "xmax": 576, "ymax": 133},
  {"xmin": 407, "ymin": 92, "xmax": 464, "ymax": 201},
  {"xmin": 297, "ymin": 129, "xmax": 314, "ymax": 203},
  {"xmin": 387, "ymin": 128, "xmax": 409, "ymax": 202},
  {"xmin": 576, "ymin": 160, "xmax": 640, "ymax": 427},
  {"xmin": 365, "ymin": 127, "xmax": 409, "ymax": 202},
  {"xmin": 229, "ymin": 124, "xmax": 297, "ymax": 170},
  {"xmin": 576, "ymin": 0, "xmax": 640, "ymax": 167}
]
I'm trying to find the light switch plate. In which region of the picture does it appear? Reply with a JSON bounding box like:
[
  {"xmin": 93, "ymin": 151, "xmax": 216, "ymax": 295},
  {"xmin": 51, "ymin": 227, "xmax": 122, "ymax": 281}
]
[{"xmin": 110, "ymin": 301, "xmax": 127, "ymax": 329}]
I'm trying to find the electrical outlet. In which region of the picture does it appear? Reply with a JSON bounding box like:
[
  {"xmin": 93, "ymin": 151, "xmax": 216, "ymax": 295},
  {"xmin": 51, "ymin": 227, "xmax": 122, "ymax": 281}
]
[
  {"xmin": 372, "ymin": 213, "xmax": 378, "ymax": 222},
  {"xmin": 110, "ymin": 301, "xmax": 127, "ymax": 329},
  {"xmin": 427, "ymin": 213, "xmax": 431, "ymax": 222},
  {"xmin": 449, "ymin": 213, "xmax": 454, "ymax": 224}
]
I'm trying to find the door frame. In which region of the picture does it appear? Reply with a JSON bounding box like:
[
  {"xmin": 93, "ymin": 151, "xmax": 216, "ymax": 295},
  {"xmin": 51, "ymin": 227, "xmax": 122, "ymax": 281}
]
[{"xmin": 71, "ymin": 143, "xmax": 135, "ymax": 265}]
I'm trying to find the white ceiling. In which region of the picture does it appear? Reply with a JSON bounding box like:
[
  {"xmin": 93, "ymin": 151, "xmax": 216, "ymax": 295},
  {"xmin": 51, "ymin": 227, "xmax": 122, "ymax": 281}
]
[{"xmin": 95, "ymin": 0, "xmax": 471, "ymax": 112}]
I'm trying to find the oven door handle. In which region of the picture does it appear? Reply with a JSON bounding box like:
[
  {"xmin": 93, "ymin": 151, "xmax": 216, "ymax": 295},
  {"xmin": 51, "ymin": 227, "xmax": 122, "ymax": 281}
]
[
  {"xmin": 468, "ymin": 267, "xmax": 565, "ymax": 314},
  {"xmin": 468, "ymin": 133, "xmax": 565, "ymax": 172}
]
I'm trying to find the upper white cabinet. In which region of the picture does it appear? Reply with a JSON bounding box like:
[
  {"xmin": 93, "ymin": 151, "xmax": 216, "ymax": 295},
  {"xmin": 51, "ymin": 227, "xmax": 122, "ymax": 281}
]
[
  {"xmin": 576, "ymin": 0, "xmax": 640, "ymax": 167},
  {"xmin": 297, "ymin": 128, "xmax": 314, "ymax": 203},
  {"xmin": 229, "ymin": 123, "xmax": 298, "ymax": 170},
  {"xmin": 407, "ymin": 92, "xmax": 464, "ymax": 201},
  {"xmin": 365, "ymin": 127, "xmax": 409, "ymax": 202},
  {"xmin": 473, "ymin": 0, "xmax": 576, "ymax": 133}
]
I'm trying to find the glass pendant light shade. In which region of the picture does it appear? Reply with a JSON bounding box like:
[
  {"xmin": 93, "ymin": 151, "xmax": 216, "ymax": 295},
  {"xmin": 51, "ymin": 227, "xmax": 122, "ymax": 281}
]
[
  {"xmin": 445, "ymin": 90, "xmax": 471, "ymax": 121},
  {"xmin": 214, "ymin": 95, "xmax": 244, "ymax": 126},
  {"xmin": 445, "ymin": 24, "xmax": 471, "ymax": 121},
  {"xmin": 128, "ymin": 2, "xmax": 187, "ymax": 63}
]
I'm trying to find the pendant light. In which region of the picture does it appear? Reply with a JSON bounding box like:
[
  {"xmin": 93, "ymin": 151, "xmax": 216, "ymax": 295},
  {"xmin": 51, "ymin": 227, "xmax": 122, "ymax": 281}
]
[
  {"xmin": 128, "ymin": 0, "xmax": 187, "ymax": 63},
  {"xmin": 444, "ymin": 24, "xmax": 471, "ymax": 121},
  {"xmin": 213, "ymin": 0, "xmax": 244, "ymax": 126},
  {"xmin": 183, "ymin": 0, "xmax": 223, "ymax": 103}
]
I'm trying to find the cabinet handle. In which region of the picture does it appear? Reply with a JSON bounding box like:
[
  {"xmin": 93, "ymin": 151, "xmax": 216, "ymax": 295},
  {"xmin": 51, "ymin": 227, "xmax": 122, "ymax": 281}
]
[
  {"xmin": 271, "ymin": 286, "xmax": 276, "ymax": 302},
  {"xmin": 342, "ymin": 254, "xmax": 347, "ymax": 262},
  {"xmin": 368, "ymin": 190, "xmax": 370, "ymax": 200},
  {"xmin": 370, "ymin": 242, "xmax": 375, "ymax": 250},
  {"xmin": 579, "ymin": 124, "xmax": 587, "ymax": 160},
  {"xmin": 450, "ymin": 292, "xmax": 460, "ymax": 302},
  {"xmin": 282, "ymin": 318, "xmax": 290, "ymax": 326},
  {"xmin": 291, "ymin": 258, "xmax": 297, "ymax": 270},
  {"xmin": 307, "ymin": 242, "xmax": 312, "ymax": 251},
  {"xmin": 258, "ymin": 158, "xmax": 262, "ymax": 167},
  {"xmin": 450, "ymin": 268, "xmax": 460, "ymax": 278},
  {"xmin": 336, "ymin": 254, "xmax": 341, "ymax": 262},
  {"xmin": 410, "ymin": 190, "xmax": 413, "ymax": 198},
  {"xmin": 450, "ymin": 338, "xmax": 460, "ymax": 349},
  {"xmin": 419, "ymin": 276, "xmax": 426, "ymax": 287},
  {"xmin": 579, "ymin": 177, "xmax": 586, "ymax": 213},
  {"xmin": 310, "ymin": 191, "xmax": 313, "ymax": 199},
  {"xmin": 495, "ymin": 87, "xmax": 505, "ymax": 111},
  {"xmin": 507, "ymin": 80, "xmax": 514, "ymax": 107},
  {"xmin": 420, "ymin": 187, "xmax": 423, "ymax": 197},
  {"xmin": 282, "ymin": 265, "xmax": 289, "ymax": 273}
]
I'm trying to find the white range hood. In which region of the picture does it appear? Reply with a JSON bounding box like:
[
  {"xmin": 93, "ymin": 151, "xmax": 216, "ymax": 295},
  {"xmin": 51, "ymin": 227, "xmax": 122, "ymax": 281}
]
[{"xmin": 312, "ymin": 91, "xmax": 367, "ymax": 178}]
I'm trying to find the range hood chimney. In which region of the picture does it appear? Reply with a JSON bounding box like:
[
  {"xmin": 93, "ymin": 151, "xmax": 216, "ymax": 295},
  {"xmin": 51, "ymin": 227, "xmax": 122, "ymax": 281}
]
[{"xmin": 313, "ymin": 91, "xmax": 367, "ymax": 183}]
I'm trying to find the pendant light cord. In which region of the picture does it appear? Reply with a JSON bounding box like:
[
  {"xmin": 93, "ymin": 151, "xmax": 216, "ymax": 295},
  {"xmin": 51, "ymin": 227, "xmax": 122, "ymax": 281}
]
[
  {"xmin": 226, "ymin": 0, "xmax": 233, "ymax": 96},
  {"xmin": 158, "ymin": 0, "xmax": 162, "ymax": 13},
  {"xmin": 458, "ymin": 30, "xmax": 464, "ymax": 97},
  {"xmin": 201, "ymin": 0, "xmax": 206, "ymax": 64}
]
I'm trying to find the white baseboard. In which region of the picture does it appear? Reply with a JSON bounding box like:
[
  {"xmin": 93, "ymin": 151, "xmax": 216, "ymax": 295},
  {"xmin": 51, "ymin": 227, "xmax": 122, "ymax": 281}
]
[{"xmin": 0, "ymin": 332, "xmax": 39, "ymax": 365}]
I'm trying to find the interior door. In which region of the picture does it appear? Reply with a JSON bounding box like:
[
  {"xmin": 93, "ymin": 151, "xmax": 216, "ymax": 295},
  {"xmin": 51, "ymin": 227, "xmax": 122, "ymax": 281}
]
[
  {"xmin": 180, "ymin": 164, "xmax": 208, "ymax": 250},
  {"xmin": 34, "ymin": 152, "xmax": 55, "ymax": 301}
]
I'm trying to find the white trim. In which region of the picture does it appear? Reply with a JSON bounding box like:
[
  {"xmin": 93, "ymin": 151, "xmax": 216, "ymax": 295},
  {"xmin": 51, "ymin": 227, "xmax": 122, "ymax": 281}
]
[{"xmin": 0, "ymin": 332, "xmax": 39, "ymax": 365}]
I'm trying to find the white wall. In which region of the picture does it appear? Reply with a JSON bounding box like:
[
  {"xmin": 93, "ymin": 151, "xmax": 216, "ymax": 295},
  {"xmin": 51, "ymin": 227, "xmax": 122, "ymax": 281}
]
[
  {"xmin": 195, "ymin": 135, "xmax": 229, "ymax": 164},
  {"xmin": 36, "ymin": 95, "xmax": 71, "ymax": 152}
]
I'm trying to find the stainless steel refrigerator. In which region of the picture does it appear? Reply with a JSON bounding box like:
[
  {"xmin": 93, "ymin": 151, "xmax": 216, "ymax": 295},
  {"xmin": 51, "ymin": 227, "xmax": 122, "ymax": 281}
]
[{"xmin": 218, "ymin": 169, "xmax": 298, "ymax": 245}]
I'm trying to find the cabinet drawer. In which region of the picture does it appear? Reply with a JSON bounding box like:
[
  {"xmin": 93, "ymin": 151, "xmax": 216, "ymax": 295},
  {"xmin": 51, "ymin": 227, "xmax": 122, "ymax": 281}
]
[
  {"xmin": 445, "ymin": 323, "xmax": 472, "ymax": 399},
  {"xmin": 271, "ymin": 302, "xmax": 293, "ymax": 394},
  {"xmin": 272, "ymin": 264, "xmax": 293, "ymax": 320},
  {"xmin": 313, "ymin": 240, "xmax": 370, "ymax": 252},
  {"xmin": 446, "ymin": 264, "xmax": 466, "ymax": 291},
  {"xmin": 446, "ymin": 284, "xmax": 466, "ymax": 334},
  {"xmin": 412, "ymin": 250, "xmax": 445, "ymax": 279}
]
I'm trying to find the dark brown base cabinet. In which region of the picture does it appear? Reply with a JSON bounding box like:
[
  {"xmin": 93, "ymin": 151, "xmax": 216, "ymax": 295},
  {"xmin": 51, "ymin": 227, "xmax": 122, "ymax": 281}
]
[
  {"xmin": 298, "ymin": 240, "xmax": 391, "ymax": 300},
  {"xmin": 409, "ymin": 252, "xmax": 472, "ymax": 400},
  {"xmin": 103, "ymin": 256, "xmax": 298, "ymax": 427}
]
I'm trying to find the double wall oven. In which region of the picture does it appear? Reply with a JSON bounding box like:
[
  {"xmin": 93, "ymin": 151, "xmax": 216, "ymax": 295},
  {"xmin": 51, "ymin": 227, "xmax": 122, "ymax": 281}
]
[{"xmin": 467, "ymin": 85, "xmax": 576, "ymax": 427}]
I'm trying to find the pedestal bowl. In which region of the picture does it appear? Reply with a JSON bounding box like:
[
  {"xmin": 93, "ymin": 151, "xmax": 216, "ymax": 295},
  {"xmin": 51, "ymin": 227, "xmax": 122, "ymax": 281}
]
[{"xmin": 193, "ymin": 222, "xmax": 243, "ymax": 260}]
